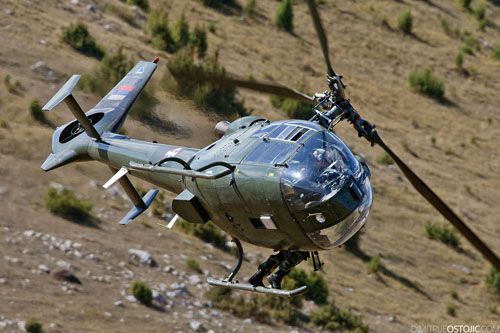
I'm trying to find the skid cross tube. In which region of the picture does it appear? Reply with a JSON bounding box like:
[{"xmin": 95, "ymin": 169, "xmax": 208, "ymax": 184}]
[{"xmin": 223, "ymin": 238, "xmax": 243, "ymax": 283}]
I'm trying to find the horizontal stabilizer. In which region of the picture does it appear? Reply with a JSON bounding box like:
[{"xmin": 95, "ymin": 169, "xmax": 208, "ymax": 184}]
[
  {"xmin": 41, "ymin": 149, "xmax": 79, "ymax": 171},
  {"xmin": 42, "ymin": 75, "xmax": 81, "ymax": 111},
  {"xmin": 119, "ymin": 189, "xmax": 158, "ymax": 225}
]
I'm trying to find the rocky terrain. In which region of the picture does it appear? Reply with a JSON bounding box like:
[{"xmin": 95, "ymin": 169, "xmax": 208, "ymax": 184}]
[{"xmin": 0, "ymin": 0, "xmax": 500, "ymax": 332}]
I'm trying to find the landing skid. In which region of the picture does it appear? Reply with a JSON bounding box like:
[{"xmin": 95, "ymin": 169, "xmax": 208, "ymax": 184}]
[
  {"xmin": 207, "ymin": 277, "xmax": 308, "ymax": 297},
  {"xmin": 206, "ymin": 238, "xmax": 308, "ymax": 297}
]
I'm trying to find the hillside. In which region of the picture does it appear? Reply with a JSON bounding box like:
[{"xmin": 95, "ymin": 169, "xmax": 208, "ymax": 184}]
[{"xmin": 0, "ymin": 0, "xmax": 499, "ymax": 332}]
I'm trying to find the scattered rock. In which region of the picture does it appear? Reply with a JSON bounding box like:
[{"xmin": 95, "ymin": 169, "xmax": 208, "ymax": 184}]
[
  {"xmin": 52, "ymin": 269, "xmax": 81, "ymax": 284},
  {"xmin": 128, "ymin": 249, "xmax": 157, "ymax": 267},
  {"xmin": 125, "ymin": 295, "xmax": 136, "ymax": 303},
  {"xmin": 86, "ymin": 4, "xmax": 96, "ymax": 12},
  {"xmin": 189, "ymin": 320, "xmax": 203, "ymax": 331},
  {"xmin": 5, "ymin": 9, "xmax": 14, "ymax": 16},
  {"xmin": 23, "ymin": 230, "xmax": 34, "ymax": 237},
  {"xmin": 452, "ymin": 264, "xmax": 471, "ymax": 275},
  {"xmin": 38, "ymin": 264, "xmax": 50, "ymax": 273},
  {"xmin": 104, "ymin": 312, "xmax": 112, "ymax": 318},
  {"xmin": 0, "ymin": 278, "xmax": 6, "ymax": 284},
  {"xmin": 243, "ymin": 318, "xmax": 252, "ymax": 324},
  {"xmin": 152, "ymin": 290, "xmax": 166, "ymax": 305},
  {"xmin": 114, "ymin": 300, "xmax": 124, "ymax": 307},
  {"xmin": 188, "ymin": 275, "xmax": 201, "ymax": 285},
  {"xmin": 56, "ymin": 260, "xmax": 71, "ymax": 269}
]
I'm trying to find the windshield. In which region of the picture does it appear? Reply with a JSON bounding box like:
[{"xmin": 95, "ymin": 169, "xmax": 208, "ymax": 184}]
[{"xmin": 281, "ymin": 131, "xmax": 362, "ymax": 212}]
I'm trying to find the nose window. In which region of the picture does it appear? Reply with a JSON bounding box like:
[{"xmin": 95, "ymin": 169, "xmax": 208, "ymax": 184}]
[{"xmin": 280, "ymin": 131, "xmax": 362, "ymax": 212}]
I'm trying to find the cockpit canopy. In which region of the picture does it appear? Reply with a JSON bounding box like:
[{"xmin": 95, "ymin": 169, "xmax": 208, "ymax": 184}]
[
  {"xmin": 281, "ymin": 131, "xmax": 363, "ymax": 212},
  {"xmin": 280, "ymin": 130, "xmax": 372, "ymax": 250}
]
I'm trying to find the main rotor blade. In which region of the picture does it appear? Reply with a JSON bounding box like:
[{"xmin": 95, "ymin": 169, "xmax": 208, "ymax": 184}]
[
  {"xmin": 305, "ymin": 0, "xmax": 335, "ymax": 77},
  {"xmin": 370, "ymin": 130, "xmax": 500, "ymax": 270},
  {"xmin": 170, "ymin": 70, "xmax": 316, "ymax": 105}
]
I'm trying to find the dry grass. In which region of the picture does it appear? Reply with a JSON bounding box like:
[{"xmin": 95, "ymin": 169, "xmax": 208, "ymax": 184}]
[{"xmin": 0, "ymin": 0, "xmax": 499, "ymax": 331}]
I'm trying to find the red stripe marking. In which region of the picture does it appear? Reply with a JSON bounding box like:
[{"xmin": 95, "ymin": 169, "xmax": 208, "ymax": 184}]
[{"xmin": 117, "ymin": 85, "xmax": 135, "ymax": 91}]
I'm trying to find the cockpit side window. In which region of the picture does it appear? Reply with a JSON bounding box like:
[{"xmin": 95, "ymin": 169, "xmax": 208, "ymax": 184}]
[{"xmin": 244, "ymin": 141, "xmax": 297, "ymax": 165}]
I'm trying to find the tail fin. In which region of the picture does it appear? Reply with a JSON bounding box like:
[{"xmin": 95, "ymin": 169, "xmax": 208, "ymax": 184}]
[{"xmin": 41, "ymin": 58, "xmax": 159, "ymax": 171}]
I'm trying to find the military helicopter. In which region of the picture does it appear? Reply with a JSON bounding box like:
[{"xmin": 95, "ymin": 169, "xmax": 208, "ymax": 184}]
[{"xmin": 41, "ymin": 0, "xmax": 500, "ymax": 297}]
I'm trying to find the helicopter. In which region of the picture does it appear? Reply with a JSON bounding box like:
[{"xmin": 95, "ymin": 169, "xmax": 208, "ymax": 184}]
[{"xmin": 41, "ymin": 0, "xmax": 500, "ymax": 297}]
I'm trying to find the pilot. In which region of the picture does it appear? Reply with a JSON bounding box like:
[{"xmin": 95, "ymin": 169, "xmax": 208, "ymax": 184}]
[{"xmin": 248, "ymin": 250, "xmax": 309, "ymax": 289}]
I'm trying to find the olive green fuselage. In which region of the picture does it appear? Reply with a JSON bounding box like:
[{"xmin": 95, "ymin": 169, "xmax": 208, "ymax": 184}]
[{"xmin": 88, "ymin": 119, "xmax": 321, "ymax": 251}]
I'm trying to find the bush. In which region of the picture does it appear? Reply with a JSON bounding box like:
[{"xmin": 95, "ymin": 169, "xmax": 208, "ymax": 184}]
[
  {"xmin": 474, "ymin": 5, "xmax": 486, "ymax": 20},
  {"xmin": 177, "ymin": 219, "xmax": 228, "ymax": 251},
  {"xmin": 199, "ymin": 0, "xmax": 236, "ymax": 8},
  {"xmin": 458, "ymin": 0, "xmax": 471, "ymax": 11},
  {"xmin": 146, "ymin": 9, "xmax": 176, "ymax": 52},
  {"xmin": 243, "ymin": 0, "xmax": 257, "ymax": 18},
  {"xmin": 44, "ymin": 188, "xmax": 92, "ymax": 222},
  {"xmin": 424, "ymin": 221, "xmax": 460, "ymax": 248},
  {"xmin": 397, "ymin": 10, "xmax": 412, "ymax": 34},
  {"xmin": 485, "ymin": 266, "xmax": 500, "ymax": 296},
  {"xmin": 166, "ymin": 48, "xmax": 247, "ymax": 119},
  {"xmin": 25, "ymin": 318, "xmax": 42, "ymax": 333},
  {"xmin": 366, "ymin": 254, "xmax": 380, "ymax": 273},
  {"xmin": 375, "ymin": 152, "xmax": 393, "ymax": 165},
  {"xmin": 461, "ymin": 36, "xmax": 479, "ymax": 55},
  {"xmin": 62, "ymin": 23, "xmax": 104, "ymax": 60},
  {"xmin": 275, "ymin": 0, "xmax": 293, "ymax": 32},
  {"xmin": 131, "ymin": 280, "xmax": 152, "ymax": 305},
  {"xmin": 286, "ymin": 268, "xmax": 329, "ymax": 305},
  {"xmin": 310, "ymin": 302, "xmax": 369, "ymax": 332},
  {"xmin": 455, "ymin": 52, "xmax": 463, "ymax": 68},
  {"xmin": 173, "ymin": 13, "xmax": 190, "ymax": 49},
  {"xmin": 449, "ymin": 289, "xmax": 458, "ymax": 299},
  {"xmin": 185, "ymin": 258, "xmax": 202, "ymax": 273},
  {"xmin": 408, "ymin": 68, "xmax": 445, "ymax": 100},
  {"xmin": 29, "ymin": 99, "xmax": 46, "ymax": 123},
  {"xmin": 106, "ymin": 4, "xmax": 137, "ymax": 27},
  {"xmin": 270, "ymin": 95, "xmax": 311, "ymax": 120},
  {"xmin": 126, "ymin": 0, "xmax": 149, "ymax": 12},
  {"xmin": 446, "ymin": 303, "xmax": 456, "ymax": 316},
  {"xmin": 492, "ymin": 46, "xmax": 500, "ymax": 60},
  {"xmin": 190, "ymin": 25, "xmax": 208, "ymax": 58}
]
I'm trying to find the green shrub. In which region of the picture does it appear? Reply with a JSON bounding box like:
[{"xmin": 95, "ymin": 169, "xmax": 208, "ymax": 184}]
[
  {"xmin": 199, "ymin": 0, "xmax": 236, "ymax": 8},
  {"xmin": 286, "ymin": 268, "xmax": 328, "ymax": 305},
  {"xmin": 375, "ymin": 152, "xmax": 393, "ymax": 165},
  {"xmin": 106, "ymin": 4, "xmax": 137, "ymax": 27},
  {"xmin": 275, "ymin": 0, "xmax": 293, "ymax": 32},
  {"xmin": 25, "ymin": 318, "xmax": 42, "ymax": 333},
  {"xmin": 458, "ymin": 0, "xmax": 471, "ymax": 11},
  {"xmin": 185, "ymin": 258, "xmax": 202, "ymax": 273},
  {"xmin": 366, "ymin": 254, "xmax": 380, "ymax": 273},
  {"xmin": 440, "ymin": 17, "xmax": 451, "ymax": 36},
  {"xmin": 449, "ymin": 289, "xmax": 458, "ymax": 299},
  {"xmin": 126, "ymin": 0, "xmax": 149, "ymax": 12},
  {"xmin": 146, "ymin": 9, "xmax": 176, "ymax": 52},
  {"xmin": 173, "ymin": 13, "xmax": 190, "ymax": 49},
  {"xmin": 446, "ymin": 303, "xmax": 456, "ymax": 316},
  {"xmin": 131, "ymin": 280, "xmax": 152, "ymax": 305},
  {"xmin": 207, "ymin": 22, "xmax": 216, "ymax": 33},
  {"xmin": 485, "ymin": 266, "xmax": 500, "ymax": 296},
  {"xmin": 456, "ymin": 52, "xmax": 463, "ymax": 68},
  {"xmin": 29, "ymin": 99, "xmax": 46, "ymax": 123},
  {"xmin": 189, "ymin": 25, "xmax": 208, "ymax": 58},
  {"xmin": 424, "ymin": 221, "xmax": 460, "ymax": 248},
  {"xmin": 4, "ymin": 74, "xmax": 22, "ymax": 94},
  {"xmin": 166, "ymin": 48, "xmax": 247, "ymax": 119},
  {"xmin": 397, "ymin": 10, "xmax": 412, "ymax": 34},
  {"xmin": 270, "ymin": 95, "xmax": 311, "ymax": 120},
  {"xmin": 474, "ymin": 5, "xmax": 486, "ymax": 20},
  {"xmin": 44, "ymin": 188, "xmax": 92, "ymax": 222},
  {"xmin": 492, "ymin": 46, "xmax": 500, "ymax": 60},
  {"xmin": 62, "ymin": 23, "xmax": 104, "ymax": 60},
  {"xmin": 177, "ymin": 218, "xmax": 228, "ymax": 251},
  {"xmin": 461, "ymin": 36, "xmax": 479, "ymax": 55},
  {"xmin": 310, "ymin": 302, "xmax": 369, "ymax": 332},
  {"xmin": 243, "ymin": 0, "xmax": 257, "ymax": 18},
  {"xmin": 408, "ymin": 68, "xmax": 445, "ymax": 100}
]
